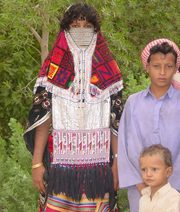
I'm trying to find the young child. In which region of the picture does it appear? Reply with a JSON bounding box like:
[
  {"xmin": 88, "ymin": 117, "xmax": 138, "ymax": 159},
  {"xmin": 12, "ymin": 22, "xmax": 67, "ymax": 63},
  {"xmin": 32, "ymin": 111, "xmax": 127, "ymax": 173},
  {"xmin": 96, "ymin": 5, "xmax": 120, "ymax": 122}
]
[
  {"xmin": 139, "ymin": 144, "xmax": 180, "ymax": 212},
  {"xmin": 24, "ymin": 2, "xmax": 123, "ymax": 212},
  {"xmin": 117, "ymin": 39, "xmax": 180, "ymax": 212}
]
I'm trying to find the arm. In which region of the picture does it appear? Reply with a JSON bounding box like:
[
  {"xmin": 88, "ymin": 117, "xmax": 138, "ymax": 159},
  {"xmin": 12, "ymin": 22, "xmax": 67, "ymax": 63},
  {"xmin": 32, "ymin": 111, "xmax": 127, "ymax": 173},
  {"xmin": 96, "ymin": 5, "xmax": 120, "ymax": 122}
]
[
  {"xmin": 32, "ymin": 115, "xmax": 52, "ymax": 193},
  {"xmin": 117, "ymin": 96, "xmax": 143, "ymax": 189},
  {"xmin": 136, "ymin": 183, "xmax": 147, "ymax": 196},
  {"xmin": 169, "ymin": 153, "xmax": 180, "ymax": 191},
  {"xmin": 111, "ymin": 132, "xmax": 119, "ymax": 191},
  {"xmin": 110, "ymin": 91, "xmax": 123, "ymax": 191}
]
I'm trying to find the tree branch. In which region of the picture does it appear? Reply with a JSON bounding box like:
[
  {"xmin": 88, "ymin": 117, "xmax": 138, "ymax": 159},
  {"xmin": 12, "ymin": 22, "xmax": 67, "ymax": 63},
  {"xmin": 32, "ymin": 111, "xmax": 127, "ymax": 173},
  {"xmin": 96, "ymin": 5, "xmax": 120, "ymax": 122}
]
[
  {"xmin": 30, "ymin": 26, "xmax": 41, "ymax": 44},
  {"xmin": 15, "ymin": 75, "xmax": 38, "ymax": 93},
  {"xmin": 23, "ymin": 47, "xmax": 41, "ymax": 66},
  {"xmin": 40, "ymin": 13, "xmax": 49, "ymax": 64},
  {"xmin": 128, "ymin": 26, "xmax": 159, "ymax": 36},
  {"xmin": 26, "ymin": 43, "xmax": 41, "ymax": 54}
]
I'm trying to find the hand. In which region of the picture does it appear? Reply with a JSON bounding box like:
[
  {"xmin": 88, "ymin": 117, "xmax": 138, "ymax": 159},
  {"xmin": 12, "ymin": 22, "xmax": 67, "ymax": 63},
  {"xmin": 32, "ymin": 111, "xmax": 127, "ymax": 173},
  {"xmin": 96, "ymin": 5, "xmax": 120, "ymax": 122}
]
[
  {"xmin": 32, "ymin": 165, "xmax": 46, "ymax": 194},
  {"xmin": 111, "ymin": 158, "xmax": 119, "ymax": 191},
  {"xmin": 135, "ymin": 183, "xmax": 147, "ymax": 196}
]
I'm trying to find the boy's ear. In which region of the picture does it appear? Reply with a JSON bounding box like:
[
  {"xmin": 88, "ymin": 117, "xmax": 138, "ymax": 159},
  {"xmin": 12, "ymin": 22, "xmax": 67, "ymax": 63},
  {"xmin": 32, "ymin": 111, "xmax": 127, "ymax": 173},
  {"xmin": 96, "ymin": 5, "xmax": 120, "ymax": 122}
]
[
  {"xmin": 146, "ymin": 63, "xmax": 150, "ymax": 73},
  {"xmin": 166, "ymin": 166, "xmax": 173, "ymax": 178}
]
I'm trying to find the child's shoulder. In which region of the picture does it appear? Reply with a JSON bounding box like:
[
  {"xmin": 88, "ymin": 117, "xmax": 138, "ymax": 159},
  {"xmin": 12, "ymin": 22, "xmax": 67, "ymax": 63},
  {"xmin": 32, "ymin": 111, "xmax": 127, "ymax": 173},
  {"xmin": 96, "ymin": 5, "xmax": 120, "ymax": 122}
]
[
  {"xmin": 174, "ymin": 87, "xmax": 180, "ymax": 96},
  {"xmin": 164, "ymin": 183, "xmax": 180, "ymax": 200},
  {"xmin": 126, "ymin": 89, "xmax": 148, "ymax": 104},
  {"xmin": 166, "ymin": 187, "xmax": 180, "ymax": 205},
  {"xmin": 169, "ymin": 187, "xmax": 180, "ymax": 196},
  {"xmin": 170, "ymin": 86, "xmax": 180, "ymax": 104}
]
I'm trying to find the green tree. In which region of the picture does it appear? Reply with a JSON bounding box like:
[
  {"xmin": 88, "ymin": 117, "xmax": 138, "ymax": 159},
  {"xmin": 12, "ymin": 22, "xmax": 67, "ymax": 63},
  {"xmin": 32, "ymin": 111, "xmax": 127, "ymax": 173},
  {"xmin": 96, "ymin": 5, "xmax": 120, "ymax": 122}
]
[
  {"xmin": 1, "ymin": 0, "xmax": 180, "ymax": 134},
  {"xmin": 0, "ymin": 0, "xmax": 180, "ymax": 210},
  {"xmin": 0, "ymin": 118, "xmax": 39, "ymax": 211}
]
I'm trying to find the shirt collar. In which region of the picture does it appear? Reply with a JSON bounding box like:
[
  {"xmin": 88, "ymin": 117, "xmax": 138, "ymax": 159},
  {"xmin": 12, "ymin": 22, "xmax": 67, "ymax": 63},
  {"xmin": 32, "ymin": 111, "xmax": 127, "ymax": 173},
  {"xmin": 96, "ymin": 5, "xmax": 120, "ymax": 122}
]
[
  {"xmin": 143, "ymin": 84, "xmax": 175, "ymax": 99},
  {"xmin": 141, "ymin": 182, "xmax": 172, "ymax": 198},
  {"xmin": 143, "ymin": 85, "xmax": 151, "ymax": 97},
  {"xmin": 166, "ymin": 84, "xmax": 176, "ymax": 98},
  {"xmin": 141, "ymin": 186, "xmax": 151, "ymax": 196}
]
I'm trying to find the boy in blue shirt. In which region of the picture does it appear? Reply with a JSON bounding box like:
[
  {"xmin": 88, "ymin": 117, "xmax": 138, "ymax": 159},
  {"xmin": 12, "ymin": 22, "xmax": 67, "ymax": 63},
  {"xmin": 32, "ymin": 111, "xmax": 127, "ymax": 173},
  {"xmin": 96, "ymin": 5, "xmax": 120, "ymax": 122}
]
[{"xmin": 117, "ymin": 39, "xmax": 180, "ymax": 212}]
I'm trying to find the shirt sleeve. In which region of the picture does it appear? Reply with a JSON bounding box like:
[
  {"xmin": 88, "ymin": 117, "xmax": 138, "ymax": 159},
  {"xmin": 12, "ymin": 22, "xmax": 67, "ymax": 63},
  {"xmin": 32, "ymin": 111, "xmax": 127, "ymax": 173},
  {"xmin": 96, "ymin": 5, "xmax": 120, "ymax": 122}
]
[
  {"xmin": 169, "ymin": 153, "xmax": 180, "ymax": 191},
  {"xmin": 117, "ymin": 97, "xmax": 143, "ymax": 188},
  {"xmin": 166, "ymin": 194, "xmax": 180, "ymax": 212},
  {"xmin": 110, "ymin": 90, "xmax": 123, "ymax": 137}
]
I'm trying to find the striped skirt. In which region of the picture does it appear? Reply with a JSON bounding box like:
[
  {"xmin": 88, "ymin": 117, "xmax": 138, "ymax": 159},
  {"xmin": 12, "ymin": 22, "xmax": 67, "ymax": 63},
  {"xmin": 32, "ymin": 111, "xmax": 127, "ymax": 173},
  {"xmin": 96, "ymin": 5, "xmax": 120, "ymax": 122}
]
[{"xmin": 45, "ymin": 192, "xmax": 110, "ymax": 212}]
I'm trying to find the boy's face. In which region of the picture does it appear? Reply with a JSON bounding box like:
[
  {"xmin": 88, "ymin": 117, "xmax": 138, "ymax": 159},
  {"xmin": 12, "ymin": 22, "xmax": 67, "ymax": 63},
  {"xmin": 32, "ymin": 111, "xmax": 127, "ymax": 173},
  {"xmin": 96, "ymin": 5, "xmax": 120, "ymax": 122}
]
[
  {"xmin": 140, "ymin": 154, "xmax": 172, "ymax": 193},
  {"xmin": 146, "ymin": 52, "xmax": 176, "ymax": 92},
  {"xmin": 69, "ymin": 18, "xmax": 94, "ymax": 28}
]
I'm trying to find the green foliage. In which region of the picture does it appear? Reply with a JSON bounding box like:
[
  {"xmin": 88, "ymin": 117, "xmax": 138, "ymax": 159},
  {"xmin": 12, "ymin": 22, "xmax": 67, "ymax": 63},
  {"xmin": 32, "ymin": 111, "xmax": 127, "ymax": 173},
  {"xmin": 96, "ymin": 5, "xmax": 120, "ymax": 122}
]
[
  {"xmin": 1, "ymin": 0, "xmax": 180, "ymax": 136},
  {"xmin": 122, "ymin": 74, "xmax": 150, "ymax": 104},
  {"xmin": 117, "ymin": 189, "xmax": 130, "ymax": 211},
  {"xmin": 0, "ymin": 118, "xmax": 39, "ymax": 212},
  {"xmin": 0, "ymin": 0, "xmax": 179, "ymax": 210}
]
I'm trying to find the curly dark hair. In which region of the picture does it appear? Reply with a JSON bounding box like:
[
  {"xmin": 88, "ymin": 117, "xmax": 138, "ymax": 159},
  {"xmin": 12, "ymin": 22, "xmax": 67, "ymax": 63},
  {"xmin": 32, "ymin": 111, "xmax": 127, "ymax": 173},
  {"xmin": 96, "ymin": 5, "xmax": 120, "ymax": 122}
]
[
  {"xmin": 147, "ymin": 42, "xmax": 177, "ymax": 65},
  {"xmin": 59, "ymin": 2, "xmax": 101, "ymax": 32}
]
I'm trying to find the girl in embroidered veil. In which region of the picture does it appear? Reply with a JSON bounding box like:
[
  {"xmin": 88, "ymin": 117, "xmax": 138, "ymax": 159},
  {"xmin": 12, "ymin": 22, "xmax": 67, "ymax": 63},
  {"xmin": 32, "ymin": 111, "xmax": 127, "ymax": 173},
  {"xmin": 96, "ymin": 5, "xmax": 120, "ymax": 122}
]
[{"xmin": 24, "ymin": 2, "xmax": 123, "ymax": 211}]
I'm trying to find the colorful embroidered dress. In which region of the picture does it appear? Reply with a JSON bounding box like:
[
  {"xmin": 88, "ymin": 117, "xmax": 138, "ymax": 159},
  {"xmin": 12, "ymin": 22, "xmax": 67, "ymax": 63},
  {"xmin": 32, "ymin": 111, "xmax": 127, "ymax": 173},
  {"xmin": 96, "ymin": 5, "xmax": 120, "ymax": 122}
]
[{"xmin": 24, "ymin": 30, "xmax": 123, "ymax": 212}]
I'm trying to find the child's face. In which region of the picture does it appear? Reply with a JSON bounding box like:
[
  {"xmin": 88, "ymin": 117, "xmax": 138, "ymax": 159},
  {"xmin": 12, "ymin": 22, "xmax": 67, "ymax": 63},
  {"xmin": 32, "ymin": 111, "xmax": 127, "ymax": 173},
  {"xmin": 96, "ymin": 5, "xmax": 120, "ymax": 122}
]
[
  {"xmin": 69, "ymin": 18, "xmax": 94, "ymax": 29},
  {"xmin": 140, "ymin": 154, "xmax": 172, "ymax": 193},
  {"xmin": 146, "ymin": 52, "xmax": 176, "ymax": 91}
]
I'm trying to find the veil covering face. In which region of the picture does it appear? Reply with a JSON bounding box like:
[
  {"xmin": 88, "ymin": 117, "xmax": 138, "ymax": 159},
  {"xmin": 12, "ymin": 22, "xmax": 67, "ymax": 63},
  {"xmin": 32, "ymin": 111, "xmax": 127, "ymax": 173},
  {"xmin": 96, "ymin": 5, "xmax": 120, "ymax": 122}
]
[{"xmin": 34, "ymin": 30, "xmax": 123, "ymax": 103}]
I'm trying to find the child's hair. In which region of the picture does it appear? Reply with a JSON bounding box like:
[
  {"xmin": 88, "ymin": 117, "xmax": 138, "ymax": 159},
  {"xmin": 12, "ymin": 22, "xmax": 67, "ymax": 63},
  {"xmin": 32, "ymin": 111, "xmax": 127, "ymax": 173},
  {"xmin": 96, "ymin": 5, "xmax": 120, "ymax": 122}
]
[
  {"xmin": 140, "ymin": 144, "xmax": 172, "ymax": 168},
  {"xmin": 147, "ymin": 42, "xmax": 177, "ymax": 64},
  {"xmin": 59, "ymin": 2, "xmax": 101, "ymax": 32}
]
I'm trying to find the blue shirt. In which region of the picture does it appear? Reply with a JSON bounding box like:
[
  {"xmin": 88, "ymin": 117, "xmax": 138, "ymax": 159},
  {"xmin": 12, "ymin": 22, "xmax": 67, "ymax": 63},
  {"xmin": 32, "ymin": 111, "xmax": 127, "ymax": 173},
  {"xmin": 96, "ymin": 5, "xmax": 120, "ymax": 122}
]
[{"xmin": 117, "ymin": 85, "xmax": 180, "ymax": 190}]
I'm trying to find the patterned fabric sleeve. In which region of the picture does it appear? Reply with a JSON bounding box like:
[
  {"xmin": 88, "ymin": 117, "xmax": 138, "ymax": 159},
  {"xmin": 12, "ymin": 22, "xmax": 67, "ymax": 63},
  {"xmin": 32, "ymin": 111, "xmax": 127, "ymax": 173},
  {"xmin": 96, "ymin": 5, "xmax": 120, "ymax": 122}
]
[
  {"xmin": 23, "ymin": 86, "xmax": 52, "ymax": 166},
  {"xmin": 26, "ymin": 86, "xmax": 52, "ymax": 131},
  {"xmin": 23, "ymin": 86, "xmax": 52, "ymax": 212},
  {"xmin": 110, "ymin": 90, "xmax": 123, "ymax": 137}
]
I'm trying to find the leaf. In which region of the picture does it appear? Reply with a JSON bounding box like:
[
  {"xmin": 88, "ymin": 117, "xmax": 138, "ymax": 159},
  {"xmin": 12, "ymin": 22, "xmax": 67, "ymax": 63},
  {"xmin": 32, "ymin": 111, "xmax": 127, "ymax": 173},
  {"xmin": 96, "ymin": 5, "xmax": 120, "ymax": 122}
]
[{"xmin": 0, "ymin": 119, "xmax": 39, "ymax": 211}]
